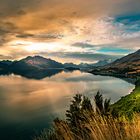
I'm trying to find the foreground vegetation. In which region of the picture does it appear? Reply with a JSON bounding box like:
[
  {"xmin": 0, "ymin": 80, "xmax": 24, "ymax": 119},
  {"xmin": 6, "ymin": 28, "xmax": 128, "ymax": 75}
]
[
  {"xmin": 35, "ymin": 114, "xmax": 140, "ymax": 140},
  {"xmin": 112, "ymin": 79, "xmax": 140, "ymax": 118},
  {"xmin": 34, "ymin": 80, "xmax": 140, "ymax": 140}
]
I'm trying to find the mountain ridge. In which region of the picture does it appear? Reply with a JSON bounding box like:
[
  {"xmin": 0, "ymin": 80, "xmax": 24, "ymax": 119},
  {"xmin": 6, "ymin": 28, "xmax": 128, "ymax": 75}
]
[
  {"xmin": 12, "ymin": 55, "xmax": 64, "ymax": 71},
  {"xmin": 91, "ymin": 49, "xmax": 140, "ymax": 77},
  {"xmin": 0, "ymin": 55, "xmax": 115, "ymax": 71}
]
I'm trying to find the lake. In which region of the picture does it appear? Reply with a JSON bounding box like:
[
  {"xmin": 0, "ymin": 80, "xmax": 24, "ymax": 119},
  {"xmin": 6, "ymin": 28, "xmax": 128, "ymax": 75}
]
[{"xmin": 0, "ymin": 70, "xmax": 134, "ymax": 140}]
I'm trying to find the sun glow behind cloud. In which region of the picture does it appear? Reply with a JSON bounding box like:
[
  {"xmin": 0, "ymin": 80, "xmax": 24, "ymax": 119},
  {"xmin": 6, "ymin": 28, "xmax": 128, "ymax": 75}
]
[
  {"xmin": 10, "ymin": 40, "xmax": 85, "ymax": 54},
  {"xmin": 23, "ymin": 42, "xmax": 61, "ymax": 52}
]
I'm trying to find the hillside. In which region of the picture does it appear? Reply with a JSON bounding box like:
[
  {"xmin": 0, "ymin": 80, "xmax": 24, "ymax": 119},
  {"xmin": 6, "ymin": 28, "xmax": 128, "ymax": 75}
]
[
  {"xmin": 112, "ymin": 79, "xmax": 140, "ymax": 118},
  {"xmin": 107, "ymin": 49, "xmax": 140, "ymax": 69},
  {"xmin": 91, "ymin": 49, "xmax": 140, "ymax": 77}
]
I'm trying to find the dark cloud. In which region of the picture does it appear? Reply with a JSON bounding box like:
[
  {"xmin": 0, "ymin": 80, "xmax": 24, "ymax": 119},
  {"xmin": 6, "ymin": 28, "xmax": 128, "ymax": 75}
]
[
  {"xmin": 0, "ymin": 0, "xmax": 39, "ymax": 17},
  {"xmin": 0, "ymin": 54, "xmax": 13, "ymax": 60},
  {"xmin": 16, "ymin": 33, "xmax": 34, "ymax": 38},
  {"xmin": 72, "ymin": 42, "xmax": 96, "ymax": 48},
  {"xmin": 0, "ymin": 22, "xmax": 17, "ymax": 34},
  {"xmin": 0, "ymin": 21, "xmax": 19, "ymax": 46},
  {"xmin": 16, "ymin": 33, "xmax": 64, "ymax": 41},
  {"xmin": 17, "ymin": 10, "xmax": 27, "ymax": 15}
]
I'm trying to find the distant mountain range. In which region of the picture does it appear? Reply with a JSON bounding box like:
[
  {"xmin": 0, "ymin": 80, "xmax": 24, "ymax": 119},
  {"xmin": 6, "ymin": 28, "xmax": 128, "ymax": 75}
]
[
  {"xmin": 1, "ymin": 49, "xmax": 139, "ymax": 79},
  {"xmin": 91, "ymin": 49, "xmax": 140, "ymax": 77},
  {"xmin": 64, "ymin": 59, "xmax": 114, "ymax": 69},
  {"xmin": 0, "ymin": 55, "xmax": 114, "ymax": 71},
  {"xmin": 0, "ymin": 55, "xmax": 114, "ymax": 79}
]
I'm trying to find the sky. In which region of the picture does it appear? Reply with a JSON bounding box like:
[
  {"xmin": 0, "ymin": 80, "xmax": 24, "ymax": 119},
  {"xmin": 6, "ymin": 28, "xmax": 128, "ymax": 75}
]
[{"xmin": 0, "ymin": 0, "xmax": 140, "ymax": 63}]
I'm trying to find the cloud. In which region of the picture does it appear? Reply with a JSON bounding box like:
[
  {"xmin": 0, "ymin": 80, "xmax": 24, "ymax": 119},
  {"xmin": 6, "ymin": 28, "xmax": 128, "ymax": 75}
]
[
  {"xmin": 0, "ymin": 54, "xmax": 13, "ymax": 60},
  {"xmin": 16, "ymin": 33, "xmax": 64, "ymax": 41},
  {"xmin": 0, "ymin": 21, "xmax": 19, "ymax": 46},
  {"xmin": 72, "ymin": 42, "xmax": 97, "ymax": 49},
  {"xmin": 1, "ymin": 0, "xmax": 140, "ymax": 34},
  {"xmin": 0, "ymin": 0, "xmax": 140, "ymax": 62},
  {"xmin": 39, "ymin": 52, "xmax": 122, "ymax": 62},
  {"xmin": 60, "ymin": 52, "xmax": 122, "ymax": 62}
]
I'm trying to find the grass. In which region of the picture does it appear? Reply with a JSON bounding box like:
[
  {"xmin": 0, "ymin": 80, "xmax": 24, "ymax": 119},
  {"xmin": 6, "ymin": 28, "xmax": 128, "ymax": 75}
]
[
  {"xmin": 34, "ymin": 113, "xmax": 140, "ymax": 140},
  {"xmin": 112, "ymin": 79, "xmax": 140, "ymax": 118}
]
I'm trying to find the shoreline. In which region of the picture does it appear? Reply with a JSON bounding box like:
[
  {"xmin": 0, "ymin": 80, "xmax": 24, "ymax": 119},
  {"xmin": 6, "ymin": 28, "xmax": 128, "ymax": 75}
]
[{"xmin": 88, "ymin": 71, "xmax": 138, "ymax": 85}]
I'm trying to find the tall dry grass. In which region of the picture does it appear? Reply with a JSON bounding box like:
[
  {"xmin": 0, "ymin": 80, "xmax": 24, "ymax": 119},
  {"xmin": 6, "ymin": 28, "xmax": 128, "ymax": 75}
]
[{"xmin": 34, "ymin": 112, "xmax": 140, "ymax": 140}]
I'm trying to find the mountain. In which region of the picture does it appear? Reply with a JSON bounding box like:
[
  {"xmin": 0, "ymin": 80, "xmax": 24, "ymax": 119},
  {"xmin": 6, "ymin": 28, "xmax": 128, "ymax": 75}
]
[
  {"xmin": 0, "ymin": 60, "xmax": 12, "ymax": 74},
  {"xmin": 12, "ymin": 56, "xmax": 64, "ymax": 72},
  {"xmin": 91, "ymin": 49, "xmax": 140, "ymax": 77},
  {"xmin": 0, "ymin": 62, "xmax": 9, "ymax": 70},
  {"xmin": 0, "ymin": 60, "xmax": 12, "ymax": 68},
  {"xmin": 64, "ymin": 63, "xmax": 78, "ymax": 68},
  {"xmin": 0, "ymin": 56, "xmax": 65, "ymax": 79},
  {"xmin": 64, "ymin": 59, "xmax": 114, "ymax": 69},
  {"xmin": 106, "ymin": 49, "xmax": 140, "ymax": 72},
  {"xmin": 64, "ymin": 62, "xmax": 89, "ymax": 69},
  {"xmin": 93, "ymin": 59, "xmax": 113, "ymax": 67},
  {"xmin": 0, "ymin": 60, "xmax": 13, "ymax": 66},
  {"xmin": 107, "ymin": 49, "xmax": 140, "ymax": 65},
  {"xmin": 78, "ymin": 63, "xmax": 92, "ymax": 68}
]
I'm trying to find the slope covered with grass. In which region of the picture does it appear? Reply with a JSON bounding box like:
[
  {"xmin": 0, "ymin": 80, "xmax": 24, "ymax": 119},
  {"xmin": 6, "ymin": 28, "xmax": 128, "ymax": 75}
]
[{"xmin": 112, "ymin": 79, "xmax": 140, "ymax": 118}]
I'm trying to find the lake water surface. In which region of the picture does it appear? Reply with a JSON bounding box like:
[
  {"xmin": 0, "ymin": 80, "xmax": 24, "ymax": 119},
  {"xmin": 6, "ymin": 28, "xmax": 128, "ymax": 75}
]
[{"xmin": 0, "ymin": 71, "xmax": 134, "ymax": 140}]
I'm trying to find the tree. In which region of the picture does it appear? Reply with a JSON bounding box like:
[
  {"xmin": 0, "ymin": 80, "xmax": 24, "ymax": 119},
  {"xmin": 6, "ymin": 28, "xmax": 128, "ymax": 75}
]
[
  {"xmin": 94, "ymin": 91, "xmax": 103, "ymax": 113},
  {"xmin": 104, "ymin": 98, "xmax": 111, "ymax": 115},
  {"xmin": 66, "ymin": 94, "xmax": 83, "ymax": 127},
  {"xmin": 82, "ymin": 96, "xmax": 93, "ymax": 111},
  {"xmin": 66, "ymin": 94, "xmax": 93, "ymax": 127},
  {"xmin": 94, "ymin": 91, "xmax": 111, "ymax": 115}
]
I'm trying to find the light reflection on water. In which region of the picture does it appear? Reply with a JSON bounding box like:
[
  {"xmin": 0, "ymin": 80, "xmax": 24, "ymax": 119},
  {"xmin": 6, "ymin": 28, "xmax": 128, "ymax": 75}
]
[{"xmin": 0, "ymin": 71, "xmax": 134, "ymax": 140}]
